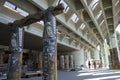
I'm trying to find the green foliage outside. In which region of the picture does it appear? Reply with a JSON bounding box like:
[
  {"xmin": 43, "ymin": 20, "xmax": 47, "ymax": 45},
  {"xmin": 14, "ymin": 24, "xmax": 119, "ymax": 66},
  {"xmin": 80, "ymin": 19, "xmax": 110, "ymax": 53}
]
[{"xmin": 116, "ymin": 31, "xmax": 120, "ymax": 40}]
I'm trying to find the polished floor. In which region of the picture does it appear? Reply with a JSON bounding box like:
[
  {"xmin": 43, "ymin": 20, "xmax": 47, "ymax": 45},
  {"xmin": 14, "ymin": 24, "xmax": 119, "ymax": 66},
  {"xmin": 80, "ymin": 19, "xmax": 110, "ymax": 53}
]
[{"xmin": 1, "ymin": 69, "xmax": 120, "ymax": 80}]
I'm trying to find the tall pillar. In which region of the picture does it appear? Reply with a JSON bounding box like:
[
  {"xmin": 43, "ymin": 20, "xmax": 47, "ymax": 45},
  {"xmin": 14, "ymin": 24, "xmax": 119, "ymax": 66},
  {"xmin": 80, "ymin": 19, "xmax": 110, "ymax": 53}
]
[
  {"xmin": 87, "ymin": 49, "xmax": 91, "ymax": 61},
  {"xmin": 65, "ymin": 55, "xmax": 69, "ymax": 70},
  {"xmin": 7, "ymin": 27, "xmax": 23, "ymax": 80},
  {"xmin": 94, "ymin": 49, "xmax": 100, "ymax": 61},
  {"xmin": 42, "ymin": 10, "xmax": 57, "ymax": 80},
  {"xmin": 69, "ymin": 55, "xmax": 73, "ymax": 69},
  {"xmin": 60, "ymin": 55, "xmax": 65, "ymax": 70},
  {"xmin": 103, "ymin": 40, "xmax": 110, "ymax": 68},
  {"xmin": 72, "ymin": 47, "xmax": 85, "ymax": 69},
  {"xmin": 109, "ymin": 32, "xmax": 120, "ymax": 69},
  {"xmin": 100, "ymin": 44, "xmax": 106, "ymax": 68},
  {"xmin": 0, "ymin": 50, "xmax": 4, "ymax": 64}
]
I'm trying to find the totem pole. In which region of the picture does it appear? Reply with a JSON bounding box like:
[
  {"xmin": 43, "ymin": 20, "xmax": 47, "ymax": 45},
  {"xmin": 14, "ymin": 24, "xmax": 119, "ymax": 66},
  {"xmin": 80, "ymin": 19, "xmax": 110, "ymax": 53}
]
[
  {"xmin": 42, "ymin": 9, "xmax": 57, "ymax": 80},
  {"xmin": 7, "ymin": 26, "xmax": 23, "ymax": 80},
  {"xmin": 7, "ymin": 4, "xmax": 64, "ymax": 80}
]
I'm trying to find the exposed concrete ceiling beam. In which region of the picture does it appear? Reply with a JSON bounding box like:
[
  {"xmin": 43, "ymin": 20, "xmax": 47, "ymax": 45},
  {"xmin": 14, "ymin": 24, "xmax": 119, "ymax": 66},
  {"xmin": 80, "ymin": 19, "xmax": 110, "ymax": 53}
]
[
  {"xmin": 99, "ymin": 0, "xmax": 111, "ymax": 38},
  {"xmin": 65, "ymin": 9, "xmax": 74, "ymax": 22},
  {"xmin": 88, "ymin": 21, "xmax": 96, "ymax": 29},
  {"xmin": 46, "ymin": 0, "xmax": 56, "ymax": 6},
  {"xmin": 75, "ymin": 19, "xmax": 82, "ymax": 30},
  {"xmin": 102, "ymin": 0, "xmax": 112, "ymax": 9},
  {"xmin": 107, "ymin": 18, "xmax": 113, "ymax": 25},
  {"xmin": 82, "ymin": 10, "xmax": 91, "ymax": 22},
  {"xmin": 80, "ymin": 0, "xmax": 104, "ymax": 41},
  {"xmin": 61, "ymin": 0, "xmax": 96, "ymax": 47},
  {"xmin": 66, "ymin": 0, "xmax": 84, "ymax": 11},
  {"xmin": 112, "ymin": 0, "xmax": 118, "ymax": 30},
  {"xmin": 104, "ymin": 8, "xmax": 113, "ymax": 19}
]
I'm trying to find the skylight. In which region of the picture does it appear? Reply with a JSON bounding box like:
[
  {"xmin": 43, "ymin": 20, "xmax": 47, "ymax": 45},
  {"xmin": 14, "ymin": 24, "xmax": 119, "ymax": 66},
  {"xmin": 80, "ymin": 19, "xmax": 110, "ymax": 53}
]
[
  {"xmin": 3, "ymin": 1, "xmax": 17, "ymax": 12},
  {"xmin": 56, "ymin": 0, "xmax": 69, "ymax": 13},
  {"xmin": 100, "ymin": 20, "xmax": 104, "ymax": 26},
  {"xmin": 80, "ymin": 23, "xmax": 85, "ymax": 30},
  {"xmin": 96, "ymin": 10, "xmax": 102, "ymax": 19},
  {"xmin": 3, "ymin": 1, "xmax": 29, "ymax": 17},
  {"xmin": 71, "ymin": 13, "xmax": 79, "ymax": 23},
  {"xmin": 16, "ymin": 8, "xmax": 29, "ymax": 17},
  {"xmin": 90, "ymin": 0, "xmax": 99, "ymax": 10}
]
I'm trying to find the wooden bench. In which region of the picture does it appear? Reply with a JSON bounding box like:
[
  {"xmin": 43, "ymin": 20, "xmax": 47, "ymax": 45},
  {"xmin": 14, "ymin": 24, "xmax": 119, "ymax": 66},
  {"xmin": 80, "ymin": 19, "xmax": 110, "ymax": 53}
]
[{"xmin": 22, "ymin": 71, "xmax": 42, "ymax": 78}]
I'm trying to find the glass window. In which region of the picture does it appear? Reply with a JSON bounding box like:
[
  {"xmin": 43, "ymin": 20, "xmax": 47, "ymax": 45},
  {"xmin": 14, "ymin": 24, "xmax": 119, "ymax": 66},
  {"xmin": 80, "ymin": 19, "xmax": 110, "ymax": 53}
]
[
  {"xmin": 90, "ymin": 0, "xmax": 99, "ymax": 10},
  {"xmin": 3, "ymin": 1, "xmax": 17, "ymax": 12},
  {"xmin": 71, "ymin": 13, "xmax": 79, "ymax": 23},
  {"xmin": 16, "ymin": 8, "xmax": 29, "ymax": 16},
  {"xmin": 100, "ymin": 20, "xmax": 104, "ymax": 26},
  {"xmin": 80, "ymin": 23, "xmax": 85, "ymax": 30},
  {"xmin": 96, "ymin": 10, "xmax": 102, "ymax": 19},
  {"xmin": 56, "ymin": 0, "xmax": 69, "ymax": 13}
]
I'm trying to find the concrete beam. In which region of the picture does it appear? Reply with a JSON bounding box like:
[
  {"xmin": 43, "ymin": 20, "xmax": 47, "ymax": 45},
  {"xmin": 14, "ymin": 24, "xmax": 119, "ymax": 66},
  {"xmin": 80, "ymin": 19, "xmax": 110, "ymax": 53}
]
[
  {"xmin": 7, "ymin": 0, "xmax": 39, "ymax": 14},
  {"xmin": 65, "ymin": 9, "xmax": 74, "ymax": 22},
  {"xmin": 104, "ymin": 8, "xmax": 113, "ymax": 19},
  {"xmin": 69, "ymin": 39, "xmax": 74, "ymax": 45},
  {"xmin": 82, "ymin": 10, "xmax": 91, "ymax": 22},
  {"xmin": 102, "ymin": 0, "xmax": 112, "ymax": 8},
  {"xmin": 92, "ymin": 4, "xmax": 101, "ymax": 17},
  {"xmin": 75, "ymin": 20, "xmax": 82, "ymax": 30},
  {"xmin": 88, "ymin": 21, "xmax": 96, "ymax": 28},
  {"xmin": 25, "ymin": 0, "xmax": 96, "ymax": 48},
  {"xmin": 107, "ymin": 18, "xmax": 113, "ymax": 25},
  {"xmin": 47, "ymin": 0, "xmax": 56, "ymax": 6},
  {"xmin": 80, "ymin": 0, "xmax": 104, "ymax": 41},
  {"xmin": 97, "ymin": 16, "xmax": 104, "ymax": 24},
  {"xmin": 65, "ymin": 0, "xmax": 84, "ymax": 11}
]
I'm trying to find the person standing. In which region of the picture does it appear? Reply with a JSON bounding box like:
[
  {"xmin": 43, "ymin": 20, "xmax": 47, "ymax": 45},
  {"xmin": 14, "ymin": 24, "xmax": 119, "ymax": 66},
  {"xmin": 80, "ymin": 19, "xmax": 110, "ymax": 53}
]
[
  {"xmin": 93, "ymin": 61, "xmax": 96, "ymax": 69},
  {"xmin": 88, "ymin": 61, "xmax": 91, "ymax": 69}
]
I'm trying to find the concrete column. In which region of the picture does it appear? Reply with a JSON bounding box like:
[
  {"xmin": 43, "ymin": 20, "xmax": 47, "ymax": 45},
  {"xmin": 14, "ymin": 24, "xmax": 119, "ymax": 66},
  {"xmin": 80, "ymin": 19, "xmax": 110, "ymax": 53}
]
[
  {"xmin": 94, "ymin": 49, "xmax": 100, "ymax": 61},
  {"xmin": 109, "ymin": 32, "xmax": 120, "ymax": 69},
  {"xmin": 69, "ymin": 55, "xmax": 73, "ymax": 69},
  {"xmin": 85, "ymin": 49, "xmax": 91, "ymax": 68},
  {"xmin": 72, "ymin": 47, "xmax": 85, "ymax": 69},
  {"xmin": 103, "ymin": 40, "xmax": 110, "ymax": 68},
  {"xmin": 65, "ymin": 55, "xmax": 69, "ymax": 70},
  {"xmin": 60, "ymin": 55, "xmax": 65, "ymax": 69},
  {"xmin": 0, "ymin": 50, "xmax": 4, "ymax": 64},
  {"xmin": 88, "ymin": 50, "xmax": 91, "ymax": 60}
]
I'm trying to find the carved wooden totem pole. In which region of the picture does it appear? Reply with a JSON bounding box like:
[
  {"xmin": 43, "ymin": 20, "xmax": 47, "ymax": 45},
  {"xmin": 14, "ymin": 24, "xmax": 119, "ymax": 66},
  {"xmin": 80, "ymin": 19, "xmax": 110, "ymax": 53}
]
[
  {"xmin": 42, "ymin": 9, "xmax": 57, "ymax": 80},
  {"xmin": 7, "ymin": 27, "xmax": 23, "ymax": 80},
  {"xmin": 7, "ymin": 4, "xmax": 64, "ymax": 80}
]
